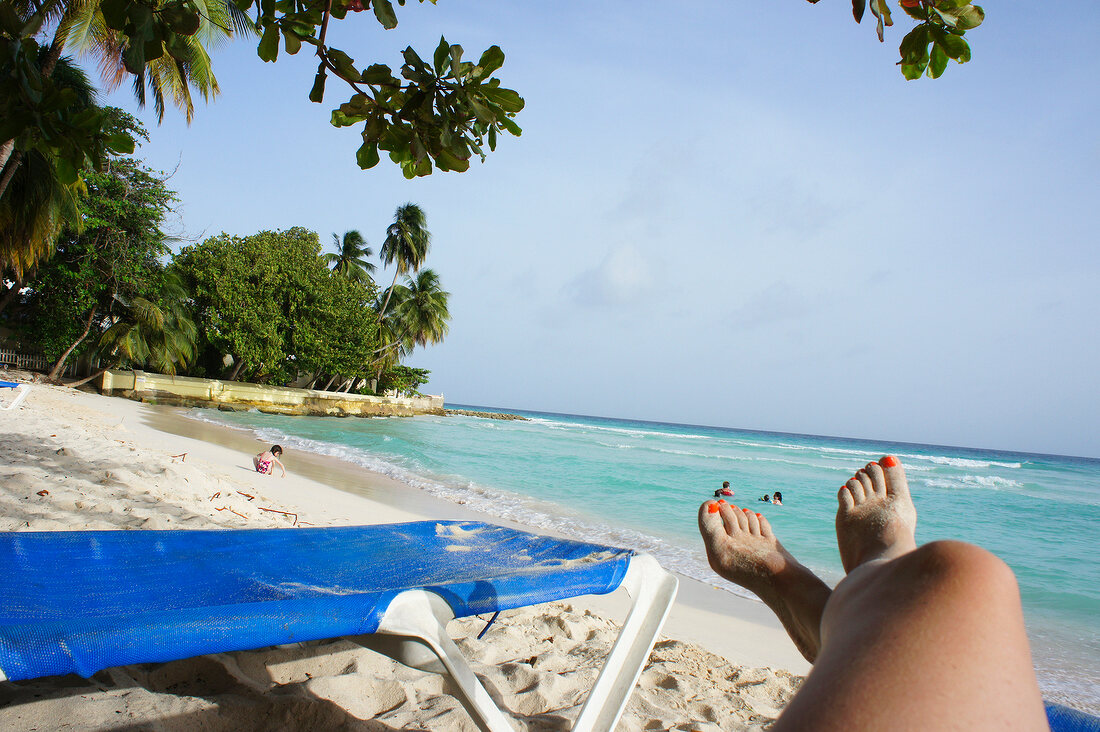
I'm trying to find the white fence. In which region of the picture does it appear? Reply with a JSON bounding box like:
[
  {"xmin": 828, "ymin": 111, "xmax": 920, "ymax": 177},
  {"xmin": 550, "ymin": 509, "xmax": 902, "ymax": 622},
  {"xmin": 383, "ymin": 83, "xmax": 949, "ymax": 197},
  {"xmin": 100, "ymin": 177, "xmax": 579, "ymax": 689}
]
[{"xmin": 0, "ymin": 349, "xmax": 79, "ymax": 376}]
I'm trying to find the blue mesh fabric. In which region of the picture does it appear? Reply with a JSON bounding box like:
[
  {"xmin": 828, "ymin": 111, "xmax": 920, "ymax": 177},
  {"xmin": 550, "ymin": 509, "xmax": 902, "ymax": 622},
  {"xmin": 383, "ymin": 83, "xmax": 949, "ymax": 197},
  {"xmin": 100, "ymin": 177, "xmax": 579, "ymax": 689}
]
[
  {"xmin": 1047, "ymin": 703, "xmax": 1100, "ymax": 732},
  {"xmin": 0, "ymin": 522, "xmax": 633, "ymax": 681}
]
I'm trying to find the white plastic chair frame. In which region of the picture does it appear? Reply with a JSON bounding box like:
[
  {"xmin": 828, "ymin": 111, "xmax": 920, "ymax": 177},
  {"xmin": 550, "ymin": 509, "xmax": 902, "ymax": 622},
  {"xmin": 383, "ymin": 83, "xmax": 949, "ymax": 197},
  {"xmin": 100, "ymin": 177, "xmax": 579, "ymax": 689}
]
[
  {"xmin": 356, "ymin": 553, "xmax": 679, "ymax": 732},
  {"xmin": 1, "ymin": 384, "xmax": 30, "ymax": 411}
]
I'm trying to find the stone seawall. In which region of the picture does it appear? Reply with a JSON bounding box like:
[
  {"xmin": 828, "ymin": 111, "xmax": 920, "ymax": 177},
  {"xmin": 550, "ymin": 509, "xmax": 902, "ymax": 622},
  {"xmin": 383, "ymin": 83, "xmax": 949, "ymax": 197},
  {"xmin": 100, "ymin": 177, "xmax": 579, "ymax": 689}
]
[{"xmin": 98, "ymin": 370, "xmax": 444, "ymax": 418}]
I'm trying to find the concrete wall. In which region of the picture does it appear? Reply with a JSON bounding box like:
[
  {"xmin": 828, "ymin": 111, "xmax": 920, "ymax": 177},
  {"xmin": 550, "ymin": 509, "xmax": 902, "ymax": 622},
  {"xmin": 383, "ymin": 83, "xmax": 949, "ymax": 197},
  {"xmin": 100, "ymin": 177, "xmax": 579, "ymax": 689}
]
[{"xmin": 98, "ymin": 370, "xmax": 445, "ymax": 417}]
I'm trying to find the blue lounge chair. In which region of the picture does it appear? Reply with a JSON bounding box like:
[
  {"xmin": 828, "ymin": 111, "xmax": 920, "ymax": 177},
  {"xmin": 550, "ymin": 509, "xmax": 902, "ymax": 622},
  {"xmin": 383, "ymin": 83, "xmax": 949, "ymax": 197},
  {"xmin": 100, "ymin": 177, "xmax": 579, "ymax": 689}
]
[
  {"xmin": 0, "ymin": 521, "xmax": 678, "ymax": 732},
  {"xmin": 0, "ymin": 380, "xmax": 30, "ymax": 410}
]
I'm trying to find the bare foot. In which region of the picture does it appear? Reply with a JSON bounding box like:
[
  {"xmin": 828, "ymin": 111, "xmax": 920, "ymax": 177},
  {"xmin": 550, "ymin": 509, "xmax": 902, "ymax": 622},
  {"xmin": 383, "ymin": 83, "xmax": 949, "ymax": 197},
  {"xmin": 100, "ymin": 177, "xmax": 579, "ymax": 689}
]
[
  {"xmin": 835, "ymin": 456, "xmax": 917, "ymax": 574},
  {"xmin": 698, "ymin": 500, "xmax": 831, "ymax": 662}
]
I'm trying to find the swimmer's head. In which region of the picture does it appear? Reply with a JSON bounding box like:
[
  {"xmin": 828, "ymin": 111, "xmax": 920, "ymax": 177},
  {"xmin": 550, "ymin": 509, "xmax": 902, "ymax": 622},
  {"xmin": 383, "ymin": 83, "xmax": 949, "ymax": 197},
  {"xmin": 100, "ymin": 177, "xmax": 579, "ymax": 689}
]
[{"xmin": 272, "ymin": 445, "xmax": 283, "ymax": 456}]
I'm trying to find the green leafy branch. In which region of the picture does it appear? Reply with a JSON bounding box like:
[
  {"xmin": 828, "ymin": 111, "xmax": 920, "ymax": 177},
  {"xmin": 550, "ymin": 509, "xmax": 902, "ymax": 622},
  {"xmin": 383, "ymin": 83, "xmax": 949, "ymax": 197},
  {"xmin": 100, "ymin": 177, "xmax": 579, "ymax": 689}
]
[
  {"xmin": 245, "ymin": 0, "xmax": 525, "ymax": 178},
  {"xmin": 809, "ymin": 0, "xmax": 985, "ymax": 79}
]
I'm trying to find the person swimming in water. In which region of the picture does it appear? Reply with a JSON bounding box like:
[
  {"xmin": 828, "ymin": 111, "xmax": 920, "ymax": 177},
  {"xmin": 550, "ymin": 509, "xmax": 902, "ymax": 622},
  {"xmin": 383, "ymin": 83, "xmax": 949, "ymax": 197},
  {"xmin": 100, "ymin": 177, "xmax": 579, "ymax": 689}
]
[
  {"xmin": 697, "ymin": 456, "xmax": 1046, "ymax": 729},
  {"xmin": 253, "ymin": 445, "xmax": 286, "ymax": 477},
  {"xmin": 772, "ymin": 491, "xmax": 783, "ymax": 505},
  {"xmin": 714, "ymin": 480, "xmax": 734, "ymax": 498},
  {"xmin": 760, "ymin": 494, "xmax": 772, "ymax": 503}
]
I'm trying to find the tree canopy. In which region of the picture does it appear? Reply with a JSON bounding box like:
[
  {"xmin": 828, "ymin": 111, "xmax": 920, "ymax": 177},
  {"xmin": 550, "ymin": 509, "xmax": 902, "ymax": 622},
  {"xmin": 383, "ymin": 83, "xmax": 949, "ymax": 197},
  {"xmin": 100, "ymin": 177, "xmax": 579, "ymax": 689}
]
[
  {"xmin": 10, "ymin": 122, "xmax": 179, "ymax": 377},
  {"xmin": 172, "ymin": 227, "xmax": 380, "ymax": 384}
]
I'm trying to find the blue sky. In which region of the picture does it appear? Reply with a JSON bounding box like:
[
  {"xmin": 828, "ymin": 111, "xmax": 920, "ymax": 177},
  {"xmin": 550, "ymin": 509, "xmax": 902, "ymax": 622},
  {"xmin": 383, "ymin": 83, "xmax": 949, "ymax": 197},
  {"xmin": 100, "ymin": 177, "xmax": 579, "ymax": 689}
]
[{"xmin": 102, "ymin": 1, "xmax": 1100, "ymax": 457}]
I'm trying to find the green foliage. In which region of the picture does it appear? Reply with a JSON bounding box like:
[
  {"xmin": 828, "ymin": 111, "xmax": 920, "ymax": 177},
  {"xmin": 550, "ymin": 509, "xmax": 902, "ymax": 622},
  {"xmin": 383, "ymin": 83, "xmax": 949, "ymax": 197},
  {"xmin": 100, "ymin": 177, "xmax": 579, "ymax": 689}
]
[
  {"xmin": 173, "ymin": 227, "xmax": 379, "ymax": 384},
  {"xmin": 0, "ymin": 35, "xmax": 134, "ymax": 193},
  {"xmin": 81, "ymin": 0, "xmax": 524, "ymax": 177},
  {"xmin": 805, "ymin": 0, "xmax": 984, "ymax": 79},
  {"xmin": 323, "ymin": 229, "xmax": 376, "ymax": 283},
  {"xmin": 18, "ymin": 150, "xmax": 176, "ymax": 366},
  {"xmin": 98, "ymin": 270, "xmax": 198, "ymax": 374},
  {"xmin": 393, "ymin": 268, "xmax": 449, "ymax": 349},
  {"xmin": 374, "ymin": 363, "xmax": 430, "ymax": 395}
]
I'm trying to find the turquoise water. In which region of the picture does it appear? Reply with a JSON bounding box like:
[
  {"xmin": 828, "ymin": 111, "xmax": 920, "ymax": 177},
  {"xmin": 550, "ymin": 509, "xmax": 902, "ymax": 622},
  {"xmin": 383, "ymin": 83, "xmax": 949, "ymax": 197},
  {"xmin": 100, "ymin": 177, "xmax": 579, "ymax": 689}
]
[{"xmin": 195, "ymin": 405, "xmax": 1100, "ymax": 712}]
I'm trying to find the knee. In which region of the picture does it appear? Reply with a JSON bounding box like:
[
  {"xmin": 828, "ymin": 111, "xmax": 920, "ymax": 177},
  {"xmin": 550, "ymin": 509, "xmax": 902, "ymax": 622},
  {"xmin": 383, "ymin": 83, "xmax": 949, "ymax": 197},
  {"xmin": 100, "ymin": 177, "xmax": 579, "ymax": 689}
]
[{"xmin": 914, "ymin": 540, "xmax": 1018, "ymax": 598}]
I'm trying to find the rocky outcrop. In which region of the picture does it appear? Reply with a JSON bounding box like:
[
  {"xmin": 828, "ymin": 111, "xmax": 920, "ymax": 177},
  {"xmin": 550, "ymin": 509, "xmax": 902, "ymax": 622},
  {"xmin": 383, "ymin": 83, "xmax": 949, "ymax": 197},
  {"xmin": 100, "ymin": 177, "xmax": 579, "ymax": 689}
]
[{"xmin": 444, "ymin": 409, "xmax": 528, "ymax": 421}]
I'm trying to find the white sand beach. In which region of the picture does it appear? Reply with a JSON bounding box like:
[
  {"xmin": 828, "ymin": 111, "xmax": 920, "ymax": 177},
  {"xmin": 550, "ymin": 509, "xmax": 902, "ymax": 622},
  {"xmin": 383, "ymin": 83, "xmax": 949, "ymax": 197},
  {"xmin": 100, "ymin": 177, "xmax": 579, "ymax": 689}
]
[{"xmin": 0, "ymin": 379, "xmax": 809, "ymax": 730}]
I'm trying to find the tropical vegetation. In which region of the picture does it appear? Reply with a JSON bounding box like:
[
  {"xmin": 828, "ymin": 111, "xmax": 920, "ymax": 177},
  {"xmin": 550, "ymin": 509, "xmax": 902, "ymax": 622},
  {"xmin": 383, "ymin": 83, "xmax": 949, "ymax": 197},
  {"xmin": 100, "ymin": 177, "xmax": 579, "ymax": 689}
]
[{"xmin": 0, "ymin": 123, "xmax": 451, "ymax": 394}]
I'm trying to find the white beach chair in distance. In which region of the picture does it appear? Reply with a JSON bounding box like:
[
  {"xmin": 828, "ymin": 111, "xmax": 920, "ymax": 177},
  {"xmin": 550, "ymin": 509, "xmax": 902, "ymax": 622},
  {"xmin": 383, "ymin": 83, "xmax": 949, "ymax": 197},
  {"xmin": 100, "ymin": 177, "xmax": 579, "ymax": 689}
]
[
  {"xmin": 0, "ymin": 381, "xmax": 30, "ymax": 410},
  {"xmin": 0, "ymin": 522, "xmax": 679, "ymax": 732}
]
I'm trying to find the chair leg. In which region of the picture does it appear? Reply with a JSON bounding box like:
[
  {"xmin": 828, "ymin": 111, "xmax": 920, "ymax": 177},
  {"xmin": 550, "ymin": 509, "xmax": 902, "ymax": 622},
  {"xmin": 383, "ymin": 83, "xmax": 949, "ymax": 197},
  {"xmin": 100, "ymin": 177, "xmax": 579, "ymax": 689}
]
[
  {"xmin": 364, "ymin": 590, "xmax": 516, "ymax": 732},
  {"xmin": 572, "ymin": 553, "xmax": 679, "ymax": 732},
  {"xmin": 362, "ymin": 553, "xmax": 677, "ymax": 732},
  {"xmin": 2, "ymin": 385, "xmax": 29, "ymax": 410}
]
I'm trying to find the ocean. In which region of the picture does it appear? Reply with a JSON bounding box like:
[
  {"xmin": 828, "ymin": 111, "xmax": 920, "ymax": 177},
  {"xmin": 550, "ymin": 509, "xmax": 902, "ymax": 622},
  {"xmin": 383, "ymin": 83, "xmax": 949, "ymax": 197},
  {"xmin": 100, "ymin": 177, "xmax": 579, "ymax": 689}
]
[{"xmin": 193, "ymin": 404, "xmax": 1100, "ymax": 713}]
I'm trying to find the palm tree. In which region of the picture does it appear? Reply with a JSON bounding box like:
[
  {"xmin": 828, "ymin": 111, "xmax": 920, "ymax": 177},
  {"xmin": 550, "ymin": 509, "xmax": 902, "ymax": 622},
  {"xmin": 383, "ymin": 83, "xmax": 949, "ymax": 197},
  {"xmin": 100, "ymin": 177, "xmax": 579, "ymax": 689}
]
[
  {"xmin": 368, "ymin": 284, "xmax": 410, "ymax": 387},
  {"xmin": 377, "ymin": 203, "xmax": 431, "ymax": 319},
  {"xmin": 323, "ymin": 230, "xmax": 375, "ymax": 283},
  {"xmin": 0, "ymin": 0, "xmax": 251, "ymax": 198},
  {"xmin": 62, "ymin": 0, "xmax": 253, "ymax": 123},
  {"xmin": 97, "ymin": 272, "xmax": 198, "ymax": 375},
  {"xmin": 394, "ymin": 269, "xmax": 450, "ymax": 349},
  {"xmin": 0, "ymin": 54, "xmax": 94, "ymax": 279},
  {"xmin": 372, "ymin": 269, "xmax": 449, "ymax": 385}
]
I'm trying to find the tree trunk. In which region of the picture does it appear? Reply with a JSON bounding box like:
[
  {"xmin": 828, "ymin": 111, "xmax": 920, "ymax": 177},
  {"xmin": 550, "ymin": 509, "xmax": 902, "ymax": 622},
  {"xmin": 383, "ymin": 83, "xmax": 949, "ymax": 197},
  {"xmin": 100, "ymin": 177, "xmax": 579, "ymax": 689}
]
[
  {"xmin": 67, "ymin": 367, "xmax": 107, "ymax": 389},
  {"xmin": 48, "ymin": 308, "xmax": 97, "ymax": 379},
  {"xmin": 0, "ymin": 275, "xmax": 23, "ymax": 317},
  {"xmin": 323, "ymin": 374, "xmax": 338, "ymax": 390},
  {"xmin": 0, "ymin": 139, "xmax": 13, "ymax": 178},
  {"xmin": 377, "ymin": 268, "xmax": 401, "ymax": 321},
  {"xmin": 228, "ymin": 357, "xmax": 246, "ymax": 382},
  {"xmin": 0, "ymin": 149, "xmax": 20, "ymax": 201}
]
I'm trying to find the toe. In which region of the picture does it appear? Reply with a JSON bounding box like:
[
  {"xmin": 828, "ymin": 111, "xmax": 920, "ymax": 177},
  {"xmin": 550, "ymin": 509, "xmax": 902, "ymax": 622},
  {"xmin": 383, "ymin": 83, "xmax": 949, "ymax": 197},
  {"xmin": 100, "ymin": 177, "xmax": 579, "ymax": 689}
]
[
  {"xmin": 698, "ymin": 501, "xmax": 726, "ymax": 537},
  {"xmin": 838, "ymin": 485, "xmax": 855, "ymax": 511},
  {"xmin": 846, "ymin": 477, "xmax": 866, "ymax": 502},
  {"xmin": 856, "ymin": 469, "xmax": 874, "ymax": 497},
  {"xmin": 745, "ymin": 509, "xmax": 761, "ymax": 535},
  {"xmin": 757, "ymin": 512, "xmax": 774, "ymax": 538},
  {"xmin": 865, "ymin": 461, "xmax": 887, "ymax": 496},
  {"xmin": 878, "ymin": 455, "xmax": 910, "ymax": 497}
]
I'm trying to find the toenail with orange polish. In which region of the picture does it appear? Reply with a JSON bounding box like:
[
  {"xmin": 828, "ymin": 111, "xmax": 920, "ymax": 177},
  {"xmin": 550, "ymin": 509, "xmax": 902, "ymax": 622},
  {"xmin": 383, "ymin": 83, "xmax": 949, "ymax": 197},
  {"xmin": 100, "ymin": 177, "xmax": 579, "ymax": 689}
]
[
  {"xmin": 755, "ymin": 513, "xmax": 762, "ymax": 517},
  {"xmin": 707, "ymin": 503, "xmax": 720, "ymax": 513},
  {"xmin": 880, "ymin": 455, "xmax": 899, "ymax": 468},
  {"xmin": 718, "ymin": 499, "xmax": 727, "ymax": 504}
]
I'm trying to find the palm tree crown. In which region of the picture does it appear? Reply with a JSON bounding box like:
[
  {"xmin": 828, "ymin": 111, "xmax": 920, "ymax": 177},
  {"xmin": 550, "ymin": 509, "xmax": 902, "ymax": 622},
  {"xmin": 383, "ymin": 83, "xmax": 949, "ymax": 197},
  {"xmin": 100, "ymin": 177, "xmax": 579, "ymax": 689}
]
[
  {"xmin": 377, "ymin": 202, "xmax": 430, "ymax": 319},
  {"xmin": 381, "ymin": 203, "xmax": 431, "ymax": 275},
  {"xmin": 323, "ymin": 229, "xmax": 375, "ymax": 283},
  {"xmin": 394, "ymin": 269, "xmax": 450, "ymax": 349}
]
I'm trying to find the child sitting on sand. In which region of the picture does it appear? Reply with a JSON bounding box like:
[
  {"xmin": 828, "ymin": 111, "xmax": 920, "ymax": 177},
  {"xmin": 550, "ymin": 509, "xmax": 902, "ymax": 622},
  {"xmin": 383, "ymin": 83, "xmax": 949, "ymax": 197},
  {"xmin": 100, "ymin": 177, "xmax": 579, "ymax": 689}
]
[
  {"xmin": 253, "ymin": 445, "xmax": 286, "ymax": 477},
  {"xmin": 699, "ymin": 456, "xmax": 1047, "ymax": 729}
]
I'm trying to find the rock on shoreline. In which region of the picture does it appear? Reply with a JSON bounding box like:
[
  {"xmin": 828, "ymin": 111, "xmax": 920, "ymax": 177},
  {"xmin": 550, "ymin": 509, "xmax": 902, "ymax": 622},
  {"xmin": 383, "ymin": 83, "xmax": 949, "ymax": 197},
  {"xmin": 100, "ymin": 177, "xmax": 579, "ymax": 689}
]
[{"xmin": 444, "ymin": 408, "xmax": 528, "ymax": 421}]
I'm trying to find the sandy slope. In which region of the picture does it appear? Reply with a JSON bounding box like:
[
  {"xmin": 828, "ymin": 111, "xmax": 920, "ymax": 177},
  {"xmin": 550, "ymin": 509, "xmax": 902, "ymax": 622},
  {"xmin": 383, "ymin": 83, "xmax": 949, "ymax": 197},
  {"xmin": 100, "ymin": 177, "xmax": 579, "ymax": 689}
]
[{"xmin": 0, "ymin": 378, "xmax": 805, "ymax": 730}]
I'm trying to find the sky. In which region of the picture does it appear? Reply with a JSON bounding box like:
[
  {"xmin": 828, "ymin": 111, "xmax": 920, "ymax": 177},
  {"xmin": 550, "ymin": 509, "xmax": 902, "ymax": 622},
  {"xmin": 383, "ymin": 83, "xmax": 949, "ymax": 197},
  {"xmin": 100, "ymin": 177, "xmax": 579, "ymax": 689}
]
[{"xmin": 99, "ymin": 1, "xmax": 1100, "ymax": 458}]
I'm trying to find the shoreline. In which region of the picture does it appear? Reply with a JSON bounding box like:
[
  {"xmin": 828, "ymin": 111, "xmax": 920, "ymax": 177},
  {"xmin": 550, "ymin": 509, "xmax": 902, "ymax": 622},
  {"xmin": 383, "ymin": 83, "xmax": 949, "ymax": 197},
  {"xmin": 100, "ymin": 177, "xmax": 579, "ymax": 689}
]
[
  {"xmin": 0, "ymin": 383, "xmax": 808, "ymax": 730},
  {"xmin": 148, "ymin": 399, "xmax": 811, "ymax": 673}
]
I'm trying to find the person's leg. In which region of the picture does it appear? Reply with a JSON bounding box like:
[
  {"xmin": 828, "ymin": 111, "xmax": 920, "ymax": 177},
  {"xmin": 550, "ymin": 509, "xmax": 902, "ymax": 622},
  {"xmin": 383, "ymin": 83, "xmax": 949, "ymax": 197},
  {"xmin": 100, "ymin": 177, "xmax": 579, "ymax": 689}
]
[
  {"xmin": 698, "ymin": 499, "xmax": 831, "ymax": 662},
  {"xmin": 773, "ymin": 457, "xmax": 1047, "ymax": 731}
]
